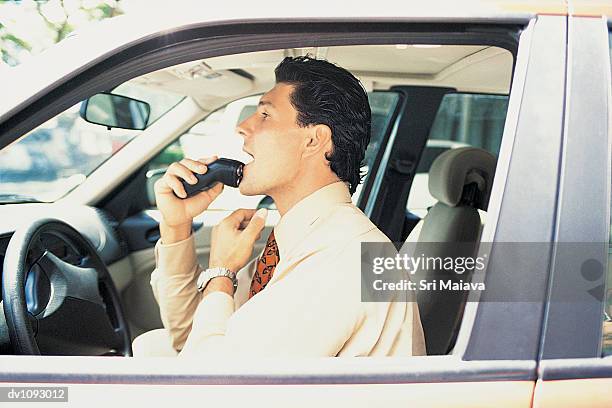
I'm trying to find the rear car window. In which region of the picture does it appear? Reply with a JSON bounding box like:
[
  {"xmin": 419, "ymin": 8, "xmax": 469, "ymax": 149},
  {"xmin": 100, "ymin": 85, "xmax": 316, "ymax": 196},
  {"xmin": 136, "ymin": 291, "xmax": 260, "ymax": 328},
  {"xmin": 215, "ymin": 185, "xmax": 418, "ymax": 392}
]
[
  {"xmin": 429, "ymin": 93, "xmax": 509, "ymax": 159},
  {"xmin": 407, "ymin": 93, "xmax": 509, "ymax": 216}
]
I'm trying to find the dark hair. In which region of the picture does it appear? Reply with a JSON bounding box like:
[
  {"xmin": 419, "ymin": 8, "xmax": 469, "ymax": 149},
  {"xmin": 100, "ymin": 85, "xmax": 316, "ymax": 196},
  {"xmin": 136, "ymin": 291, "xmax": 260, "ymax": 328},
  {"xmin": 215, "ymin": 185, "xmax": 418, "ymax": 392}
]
[{"xmin": 274, "ymin": 56, "xmax": 371, "ymax": 194}]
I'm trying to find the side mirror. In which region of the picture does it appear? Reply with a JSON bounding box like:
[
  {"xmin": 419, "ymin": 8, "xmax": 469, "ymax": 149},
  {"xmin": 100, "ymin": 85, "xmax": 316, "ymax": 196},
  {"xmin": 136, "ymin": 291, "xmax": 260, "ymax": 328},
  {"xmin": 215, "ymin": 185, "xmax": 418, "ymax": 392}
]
[{"xmin": 80, "ymin": 92, "xmax": 150, "ymax": 130}]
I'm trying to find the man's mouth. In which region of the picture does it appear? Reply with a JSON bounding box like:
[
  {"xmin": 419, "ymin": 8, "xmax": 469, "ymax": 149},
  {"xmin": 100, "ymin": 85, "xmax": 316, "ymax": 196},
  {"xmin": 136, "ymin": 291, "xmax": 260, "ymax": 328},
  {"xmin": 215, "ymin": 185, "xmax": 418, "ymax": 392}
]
[{"xmin": 242, "ymin": 148, "xmax": 255, "ymax": 165}]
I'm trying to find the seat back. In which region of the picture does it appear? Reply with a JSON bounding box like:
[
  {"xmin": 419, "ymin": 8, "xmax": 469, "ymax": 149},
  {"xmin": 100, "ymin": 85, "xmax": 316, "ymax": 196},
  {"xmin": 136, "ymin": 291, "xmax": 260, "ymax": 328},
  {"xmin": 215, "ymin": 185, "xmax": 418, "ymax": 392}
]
[{"xmin": 411, "ymin": 147, "xmax": 496, "ymax": 355}]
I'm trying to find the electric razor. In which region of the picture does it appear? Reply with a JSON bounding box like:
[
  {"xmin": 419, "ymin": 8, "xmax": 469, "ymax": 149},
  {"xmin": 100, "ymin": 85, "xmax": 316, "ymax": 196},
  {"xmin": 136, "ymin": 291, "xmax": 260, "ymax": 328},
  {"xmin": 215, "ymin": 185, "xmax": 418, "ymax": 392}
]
[{"xmin": 179, "ymin": 158, "xmax": 244, "ymax": 198}]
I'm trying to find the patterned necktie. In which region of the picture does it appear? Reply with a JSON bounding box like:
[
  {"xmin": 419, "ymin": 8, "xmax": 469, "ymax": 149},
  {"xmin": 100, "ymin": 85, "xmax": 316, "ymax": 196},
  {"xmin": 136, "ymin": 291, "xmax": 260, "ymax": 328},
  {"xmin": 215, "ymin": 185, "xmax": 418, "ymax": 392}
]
[{"xmin": 249, "ymin": 229, "xmax": 280, "ymax": 298}]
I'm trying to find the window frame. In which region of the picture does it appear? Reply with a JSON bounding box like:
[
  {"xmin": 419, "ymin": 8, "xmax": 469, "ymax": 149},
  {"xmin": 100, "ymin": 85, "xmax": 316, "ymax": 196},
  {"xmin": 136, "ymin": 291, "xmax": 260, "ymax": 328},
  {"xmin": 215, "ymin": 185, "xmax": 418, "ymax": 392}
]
[{"xmin": 0, "ymin": 16, "xmax": 557, "ymax": 387}]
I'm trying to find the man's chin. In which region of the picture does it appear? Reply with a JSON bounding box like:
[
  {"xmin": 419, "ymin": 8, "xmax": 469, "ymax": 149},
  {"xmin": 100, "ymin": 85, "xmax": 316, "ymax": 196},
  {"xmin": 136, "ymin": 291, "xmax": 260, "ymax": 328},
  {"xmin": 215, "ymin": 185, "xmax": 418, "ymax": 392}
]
[{"xmin": 238, "ymin": 182, "xmax": 263, "ymax": 196}]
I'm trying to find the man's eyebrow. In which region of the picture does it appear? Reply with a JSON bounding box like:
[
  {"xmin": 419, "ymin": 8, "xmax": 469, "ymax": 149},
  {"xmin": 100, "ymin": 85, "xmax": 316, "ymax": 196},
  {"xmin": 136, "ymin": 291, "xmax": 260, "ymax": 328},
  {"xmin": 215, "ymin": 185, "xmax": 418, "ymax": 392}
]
[{"xmin": 258, "ymin": 100, "xmax": 275, "ymax": 109}]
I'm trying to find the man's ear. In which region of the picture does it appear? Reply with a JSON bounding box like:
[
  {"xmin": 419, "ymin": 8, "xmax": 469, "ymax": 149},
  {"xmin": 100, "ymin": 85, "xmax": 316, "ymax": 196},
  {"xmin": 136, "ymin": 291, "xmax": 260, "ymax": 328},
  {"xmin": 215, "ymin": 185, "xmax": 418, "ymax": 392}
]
[{"xmin": 303, "ymin": 124, "xmax": 333, "ymax": 158}]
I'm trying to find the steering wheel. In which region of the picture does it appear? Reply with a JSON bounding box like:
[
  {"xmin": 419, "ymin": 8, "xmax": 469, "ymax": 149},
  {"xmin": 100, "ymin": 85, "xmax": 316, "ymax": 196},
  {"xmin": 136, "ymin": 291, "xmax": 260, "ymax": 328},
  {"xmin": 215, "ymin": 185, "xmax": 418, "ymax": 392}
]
[{"xmin": 2, "ymin": 218, "xmax": 132, "ymax": 356}]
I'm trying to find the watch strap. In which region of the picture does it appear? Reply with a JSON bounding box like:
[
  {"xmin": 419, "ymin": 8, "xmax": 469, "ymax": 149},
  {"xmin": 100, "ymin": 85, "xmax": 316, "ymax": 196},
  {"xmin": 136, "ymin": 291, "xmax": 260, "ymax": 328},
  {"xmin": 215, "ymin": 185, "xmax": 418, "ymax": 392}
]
[{"xmin": 196, "ymin": 267, "xmax": 237, "ymax": 293}]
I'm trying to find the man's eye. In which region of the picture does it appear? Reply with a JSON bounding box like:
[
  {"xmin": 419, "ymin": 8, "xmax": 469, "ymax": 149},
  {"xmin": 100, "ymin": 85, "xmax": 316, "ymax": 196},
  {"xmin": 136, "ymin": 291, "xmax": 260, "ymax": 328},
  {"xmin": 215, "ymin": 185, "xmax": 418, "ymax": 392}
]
[{"xmin": 261, "ymin": 112, "xmax": 269, "ymax": 119}]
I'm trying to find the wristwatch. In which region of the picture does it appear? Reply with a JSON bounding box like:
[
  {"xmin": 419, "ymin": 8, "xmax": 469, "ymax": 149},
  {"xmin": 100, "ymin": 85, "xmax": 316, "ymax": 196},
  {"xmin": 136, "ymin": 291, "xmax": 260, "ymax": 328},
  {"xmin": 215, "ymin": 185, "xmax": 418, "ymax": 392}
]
[{"xmin": 196, "ymin": 267, "xmax": 238, "ymax": 294}]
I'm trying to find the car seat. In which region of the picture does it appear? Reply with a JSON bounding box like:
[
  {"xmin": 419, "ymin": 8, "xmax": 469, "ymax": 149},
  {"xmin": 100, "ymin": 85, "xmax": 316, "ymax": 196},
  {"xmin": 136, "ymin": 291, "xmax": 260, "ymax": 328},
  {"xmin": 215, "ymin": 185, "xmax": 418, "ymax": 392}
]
[{"xmin": 405, "ymin": 146, "xmax": 496, "ymax": 355}]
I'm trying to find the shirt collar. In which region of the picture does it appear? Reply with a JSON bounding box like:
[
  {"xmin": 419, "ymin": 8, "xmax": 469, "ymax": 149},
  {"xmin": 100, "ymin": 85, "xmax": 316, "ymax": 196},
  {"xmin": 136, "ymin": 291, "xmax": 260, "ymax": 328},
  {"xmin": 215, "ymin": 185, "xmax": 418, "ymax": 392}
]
[{"xmin": 274, "ymin": 181, "xmax": 352, "ymax": 259}]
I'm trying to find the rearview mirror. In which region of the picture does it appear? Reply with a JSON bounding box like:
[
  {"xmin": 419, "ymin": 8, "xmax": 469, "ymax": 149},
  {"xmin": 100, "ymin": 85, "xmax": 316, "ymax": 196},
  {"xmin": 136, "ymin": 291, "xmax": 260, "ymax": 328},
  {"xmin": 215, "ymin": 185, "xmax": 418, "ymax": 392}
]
[{"xmin": 80, "ymin": 93, "xmax": 150, "ymax": 130}]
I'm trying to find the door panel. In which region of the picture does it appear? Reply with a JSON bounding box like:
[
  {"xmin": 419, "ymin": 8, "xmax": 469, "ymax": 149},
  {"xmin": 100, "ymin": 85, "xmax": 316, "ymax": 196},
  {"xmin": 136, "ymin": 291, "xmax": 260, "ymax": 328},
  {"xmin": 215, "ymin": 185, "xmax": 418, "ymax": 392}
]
[
  {"xmin": 534, "ymin": 12, "xmax": 612, "ymax": 408},
  {"xmin": 0, "ymin": 380, "xmax": 535, "ymax": 408},
  {"xmin": 537, "ymin": 15, "xmax": 610, "ymax": 360},
  {"xmin": 0, "ymin": 355, "xmax": 536, "ymax": 407},
  {"xmin": 534, "ymin": 379, "xmax": 612, "ymax": 408},
  {"xmin": 460, "ymin": 14, "xmax": 567, "ymax": 361},
  {"xmin": 535, "ymin": 358, "xmax": 612, "ymax": 408}
]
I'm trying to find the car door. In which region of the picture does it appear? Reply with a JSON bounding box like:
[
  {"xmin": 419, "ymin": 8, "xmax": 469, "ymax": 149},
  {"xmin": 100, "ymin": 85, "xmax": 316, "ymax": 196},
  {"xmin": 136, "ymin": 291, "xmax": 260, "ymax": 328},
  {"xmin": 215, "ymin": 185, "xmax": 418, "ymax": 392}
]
[
  {"xmin": 0, "ymin": 8, "xmax": 566, "ymax": 407},
  {"xmin": 532, "ymin": 12, "xmax": 612, "ymax": 408}
]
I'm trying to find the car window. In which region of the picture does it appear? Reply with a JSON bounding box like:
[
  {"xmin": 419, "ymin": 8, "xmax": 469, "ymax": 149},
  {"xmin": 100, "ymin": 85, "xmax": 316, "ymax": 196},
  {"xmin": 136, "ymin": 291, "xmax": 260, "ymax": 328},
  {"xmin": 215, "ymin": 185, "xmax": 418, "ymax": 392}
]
[
  {"xmin": 407, "ymin": 93, "xmax": 509, "ymax": 216},
  {"xmin": 429, "ymin": 93, "xmax": 509, "ymax": 158},
  {"xmin": 0, "ymin": 83, "xmax": 183, "ymax": 203},
  {"xmin": 147, "ymin": 91, "xmax": 401, "ymax": 210},
  {"xmin": 602, "ymin": 29, "xmax": 612, "ymax": 357}
]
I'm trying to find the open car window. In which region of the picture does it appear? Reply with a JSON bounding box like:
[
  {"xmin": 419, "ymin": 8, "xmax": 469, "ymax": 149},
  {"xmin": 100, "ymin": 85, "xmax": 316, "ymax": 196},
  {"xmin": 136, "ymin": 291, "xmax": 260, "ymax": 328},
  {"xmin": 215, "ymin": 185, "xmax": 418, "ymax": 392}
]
[{"xmin": 0, "ymin": 83, "xmax": 183, "ymax": 203}]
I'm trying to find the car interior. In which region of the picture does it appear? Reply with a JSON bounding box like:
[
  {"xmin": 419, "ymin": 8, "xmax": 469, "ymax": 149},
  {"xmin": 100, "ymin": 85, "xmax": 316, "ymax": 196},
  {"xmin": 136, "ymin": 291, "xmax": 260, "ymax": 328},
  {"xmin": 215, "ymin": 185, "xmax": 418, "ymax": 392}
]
[{"xmin": 0, "ymin": 42, "xmax": 513, "ymax": 356}]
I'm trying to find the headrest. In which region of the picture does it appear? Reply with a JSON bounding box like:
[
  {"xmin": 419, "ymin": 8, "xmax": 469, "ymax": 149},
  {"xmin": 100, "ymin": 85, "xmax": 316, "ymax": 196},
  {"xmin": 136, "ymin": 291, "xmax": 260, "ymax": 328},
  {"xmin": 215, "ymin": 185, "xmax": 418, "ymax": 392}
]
[{"xmin": 428, "ymin": 147, "xmax": 496, "ymax": 210}]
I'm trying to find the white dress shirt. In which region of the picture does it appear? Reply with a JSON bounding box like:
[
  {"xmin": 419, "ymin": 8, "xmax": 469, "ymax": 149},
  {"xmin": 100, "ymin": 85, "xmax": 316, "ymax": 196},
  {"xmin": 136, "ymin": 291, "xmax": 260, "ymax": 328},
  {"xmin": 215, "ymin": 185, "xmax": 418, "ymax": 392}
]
[{"xmin": 142, "ymin": 181, "xmax": 426, "ymax": 357}]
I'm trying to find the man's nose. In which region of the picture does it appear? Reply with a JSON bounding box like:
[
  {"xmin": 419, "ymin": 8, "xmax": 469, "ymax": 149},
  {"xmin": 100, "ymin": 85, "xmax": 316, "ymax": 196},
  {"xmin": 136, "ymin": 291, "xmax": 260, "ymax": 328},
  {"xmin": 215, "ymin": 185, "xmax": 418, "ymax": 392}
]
[{"xmin": 236, "ymin": 116, "xmax": 252, "ymax": 141}]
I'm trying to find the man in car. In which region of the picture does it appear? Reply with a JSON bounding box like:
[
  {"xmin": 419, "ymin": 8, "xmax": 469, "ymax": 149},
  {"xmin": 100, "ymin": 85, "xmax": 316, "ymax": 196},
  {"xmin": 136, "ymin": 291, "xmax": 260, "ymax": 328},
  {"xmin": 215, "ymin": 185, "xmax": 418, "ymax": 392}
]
[{"xmin": 133, "ymin": 56, "xmax": 425, "ymax": 357}]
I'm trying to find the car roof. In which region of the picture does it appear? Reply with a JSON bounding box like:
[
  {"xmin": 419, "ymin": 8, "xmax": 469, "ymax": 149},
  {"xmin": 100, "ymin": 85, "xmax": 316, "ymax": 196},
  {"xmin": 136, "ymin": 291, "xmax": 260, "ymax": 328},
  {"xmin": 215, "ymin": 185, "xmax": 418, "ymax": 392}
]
[{"xmin": 1, "ymin": 0, "xmax": 609, "ymax": 124}]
